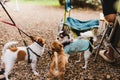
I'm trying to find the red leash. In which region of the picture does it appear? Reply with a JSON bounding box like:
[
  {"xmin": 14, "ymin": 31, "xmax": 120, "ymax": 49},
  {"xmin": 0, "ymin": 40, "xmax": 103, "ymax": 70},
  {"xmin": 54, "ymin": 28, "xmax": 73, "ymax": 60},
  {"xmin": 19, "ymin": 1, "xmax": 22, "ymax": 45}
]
[
  {"xmin": 0, "ymin": 20, "xmax": 16, "ymax": 27},
  {"xmin": 0, "ymin": 19, "xmax": 32, "ymax": 41},
  {"xmin": 0, "ymin": 2, "xmax": 32, "ymax": 41},
  {"xmin": 0, "ymin": 2, "xmax": 52, "ymax": 61},
  {"xmin": 0, "ymin": 1, "xmax": 33, "ymax": 63}
]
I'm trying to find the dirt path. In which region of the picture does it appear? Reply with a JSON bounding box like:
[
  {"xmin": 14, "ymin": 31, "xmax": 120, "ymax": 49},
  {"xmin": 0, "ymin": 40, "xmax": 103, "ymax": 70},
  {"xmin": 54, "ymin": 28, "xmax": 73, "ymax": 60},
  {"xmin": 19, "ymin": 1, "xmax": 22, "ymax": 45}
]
[{"xmin": 0, "ymin": 2, "xmax": 120, "ymax": 80}]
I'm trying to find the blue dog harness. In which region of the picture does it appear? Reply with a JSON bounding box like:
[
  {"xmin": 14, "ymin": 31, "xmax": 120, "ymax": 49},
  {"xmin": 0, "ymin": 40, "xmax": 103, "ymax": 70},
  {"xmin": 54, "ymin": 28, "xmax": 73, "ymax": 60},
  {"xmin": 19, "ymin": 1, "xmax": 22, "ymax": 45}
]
[{"xmin": 64, "ymin": 39, "xmax": 90, "ymax": 54}]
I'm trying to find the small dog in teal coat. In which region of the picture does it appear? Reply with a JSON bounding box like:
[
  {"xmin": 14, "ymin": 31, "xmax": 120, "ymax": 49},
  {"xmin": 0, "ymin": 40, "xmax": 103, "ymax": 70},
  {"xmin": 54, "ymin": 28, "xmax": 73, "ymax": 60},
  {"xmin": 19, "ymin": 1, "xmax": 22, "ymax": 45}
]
[
  {"xmin": 61, "ymin": 38, "xmax": 92, "ymax": 69},
  {"xmin": 56, "ymin": 27, "xmax": 97, "ymax": 69}
]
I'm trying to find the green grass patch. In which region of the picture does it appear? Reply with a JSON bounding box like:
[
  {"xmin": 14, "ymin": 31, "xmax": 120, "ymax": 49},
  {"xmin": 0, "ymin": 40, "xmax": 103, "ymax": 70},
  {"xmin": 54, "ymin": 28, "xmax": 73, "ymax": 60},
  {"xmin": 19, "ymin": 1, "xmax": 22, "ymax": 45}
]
[{"xmin": 11, "ymin": 0, "xmax": 60, "ymax": 6}]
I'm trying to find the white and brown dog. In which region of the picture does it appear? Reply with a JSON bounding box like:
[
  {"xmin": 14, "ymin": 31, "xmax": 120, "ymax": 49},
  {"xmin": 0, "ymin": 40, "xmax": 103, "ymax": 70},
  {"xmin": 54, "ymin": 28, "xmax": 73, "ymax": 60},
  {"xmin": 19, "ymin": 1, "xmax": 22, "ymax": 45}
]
[
  {"xmin": 0, "ymin": 36, "xmax": 46, "ymax": 80},
  {"xmin": 47, "ymin": 41, "xmax": 68, "ymax": 80}
]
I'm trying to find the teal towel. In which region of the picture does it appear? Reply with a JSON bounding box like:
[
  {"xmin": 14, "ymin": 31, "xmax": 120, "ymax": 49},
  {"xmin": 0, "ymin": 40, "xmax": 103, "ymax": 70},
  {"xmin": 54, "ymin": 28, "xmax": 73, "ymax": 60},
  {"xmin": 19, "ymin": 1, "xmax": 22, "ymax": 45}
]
[
  {"xmin": 64, "ymin": 39, "xmax": 90, "ymax": 54},
  {"xmin": 64, "ymin": 17, "xmax": 99, "ymax": 31}
]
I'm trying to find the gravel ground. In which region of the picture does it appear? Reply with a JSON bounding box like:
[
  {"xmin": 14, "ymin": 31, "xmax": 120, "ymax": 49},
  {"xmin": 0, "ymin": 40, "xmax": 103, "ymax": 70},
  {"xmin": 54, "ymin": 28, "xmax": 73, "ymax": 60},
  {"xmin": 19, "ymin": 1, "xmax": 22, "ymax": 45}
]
[{"xmin": 0, "ymin": 2, "xmax": 120, "ymax": 80}]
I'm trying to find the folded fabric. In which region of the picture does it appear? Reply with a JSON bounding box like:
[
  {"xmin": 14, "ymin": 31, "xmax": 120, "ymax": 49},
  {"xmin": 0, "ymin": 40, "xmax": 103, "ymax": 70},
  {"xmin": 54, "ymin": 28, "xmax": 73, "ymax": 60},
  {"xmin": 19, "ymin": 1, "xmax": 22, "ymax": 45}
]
[{"xmin": 64, "ymin": 17, "xmax": 99, "ymax": 31}]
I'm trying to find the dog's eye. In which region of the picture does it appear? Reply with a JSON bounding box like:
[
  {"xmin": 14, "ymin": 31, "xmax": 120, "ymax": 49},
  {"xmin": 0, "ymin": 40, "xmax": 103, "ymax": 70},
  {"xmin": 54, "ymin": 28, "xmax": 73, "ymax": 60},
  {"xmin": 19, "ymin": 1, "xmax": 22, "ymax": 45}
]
[
  {"xmin": 52, "ymin": 48, "xmax": 55, "ymax": 51},
  {"xmin": 59, "ymin": 34, "xmax": 64, "ymax": 38}
]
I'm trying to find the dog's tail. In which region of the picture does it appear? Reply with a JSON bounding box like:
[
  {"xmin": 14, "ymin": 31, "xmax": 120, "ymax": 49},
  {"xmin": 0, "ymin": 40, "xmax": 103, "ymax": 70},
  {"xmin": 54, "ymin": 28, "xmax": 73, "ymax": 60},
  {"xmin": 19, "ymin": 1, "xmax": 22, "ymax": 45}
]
[{"xmin": 2, "ymin": 41, "xmax": 18, "ymax": 54}]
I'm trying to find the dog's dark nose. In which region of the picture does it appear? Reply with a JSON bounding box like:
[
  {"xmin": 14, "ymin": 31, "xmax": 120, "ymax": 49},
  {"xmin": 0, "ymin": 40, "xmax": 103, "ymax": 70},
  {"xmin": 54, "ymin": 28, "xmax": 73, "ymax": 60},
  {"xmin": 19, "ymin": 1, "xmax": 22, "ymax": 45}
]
[{"xmin": 57, "ymin": 37, "xmax": 59, "ymax": 40}]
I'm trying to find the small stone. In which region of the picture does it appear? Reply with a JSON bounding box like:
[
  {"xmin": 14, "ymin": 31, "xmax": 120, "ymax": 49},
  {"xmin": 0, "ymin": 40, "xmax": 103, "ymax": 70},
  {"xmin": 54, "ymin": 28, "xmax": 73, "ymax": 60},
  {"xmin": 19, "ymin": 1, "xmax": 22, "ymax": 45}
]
[
  {"xmin": 106, "ymin": 75, "xmax": 111, "ymax": 79},
  {"xmin": 32, "ymin": 75, "xmax": 36, "ymax": 78},
  {"xmin": 88, "ymin": 75, "xmax": 93, "ymax": 79}
]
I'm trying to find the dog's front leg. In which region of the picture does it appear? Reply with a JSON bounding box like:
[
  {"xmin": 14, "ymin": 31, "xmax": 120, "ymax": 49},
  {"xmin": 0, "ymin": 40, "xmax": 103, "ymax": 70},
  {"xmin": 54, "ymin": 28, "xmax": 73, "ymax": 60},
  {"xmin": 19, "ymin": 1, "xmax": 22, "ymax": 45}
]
[
  {"xmin": 4, "ymin": 61, "xmax": 15, "ymax": 80},
  {"xmin": 76, "ymin": 52, "xmax": 82, "ymax": 63},
  {"xmin": 82, "ymin": 50, "xmax": 91, "ymax": 69},
  {"xmin": 46, "ymin": 71, "xmax": 53, "ymax": 80},
  {"xmin": 31, "ymin": 61, "xmax": 39, "ymax": 76},
  {"xmin": 82, "ymin": 59, "xmax": 88, "ymax": 69}
]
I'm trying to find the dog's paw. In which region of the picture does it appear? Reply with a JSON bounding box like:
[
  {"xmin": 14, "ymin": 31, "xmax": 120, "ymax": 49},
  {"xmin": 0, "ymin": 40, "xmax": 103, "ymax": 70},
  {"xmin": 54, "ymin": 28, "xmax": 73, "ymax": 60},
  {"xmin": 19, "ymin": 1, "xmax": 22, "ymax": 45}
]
[
  {"xmin": 33, "ymin": 71, "xmax": 39, "ymax": 76},
  {"xmin": 82, "ymin": 66, "xmax": 87, "ymax": 69},
  {"xmin": 75, "ymin": 60, "xmax": 81, "ymax": 63},
  {"xmin": 46, "ymin": 78, "xmax": 51, "ymax": 80}
]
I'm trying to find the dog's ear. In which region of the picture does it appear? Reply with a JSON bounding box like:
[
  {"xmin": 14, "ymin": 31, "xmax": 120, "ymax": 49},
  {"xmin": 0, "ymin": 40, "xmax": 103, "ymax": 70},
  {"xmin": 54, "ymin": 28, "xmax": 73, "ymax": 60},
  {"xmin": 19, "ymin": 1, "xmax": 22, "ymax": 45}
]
[
  {"xmin": 56, "ymin": 42, "xmax": 63, "ymax": 52},
  {"xmin": 59, "ymin": 43, "xmax": 63, "ymax": 48},
  {"xmin": 37, "ymin": 37, "xmax": 46, "ymax": 45},
  {"xmin": 51, "ymin": 41, "xmax": 63, "ymax": 52},
  {"xmin": 51, "ymin": 41, "xmax": 56, "ymax": 50}
]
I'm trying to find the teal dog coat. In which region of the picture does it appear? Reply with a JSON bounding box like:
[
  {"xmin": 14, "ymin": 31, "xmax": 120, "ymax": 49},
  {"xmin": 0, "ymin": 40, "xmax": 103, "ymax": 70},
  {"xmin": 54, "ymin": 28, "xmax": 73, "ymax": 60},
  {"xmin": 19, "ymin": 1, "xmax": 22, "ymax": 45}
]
[{"xmin": 64, "ymin": 39, "xmax": 90, "ymax": 54}]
